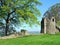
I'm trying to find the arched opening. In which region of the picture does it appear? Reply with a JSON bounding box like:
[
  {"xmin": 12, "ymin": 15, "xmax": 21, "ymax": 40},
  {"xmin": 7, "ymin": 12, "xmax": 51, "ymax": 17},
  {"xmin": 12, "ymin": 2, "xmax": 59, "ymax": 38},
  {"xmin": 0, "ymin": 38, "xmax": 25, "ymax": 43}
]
[{"xmin": 52, "ymin": 19, "xmax": 54, "ymax": 22}]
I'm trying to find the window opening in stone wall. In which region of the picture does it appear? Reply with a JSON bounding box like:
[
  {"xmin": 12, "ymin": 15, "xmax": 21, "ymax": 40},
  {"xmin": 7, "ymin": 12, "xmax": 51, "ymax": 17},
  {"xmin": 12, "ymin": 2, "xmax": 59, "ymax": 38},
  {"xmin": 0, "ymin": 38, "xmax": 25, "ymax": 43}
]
[{"xmin": 52, "ymin": 19, "xmax": 54, "ymax": 22}]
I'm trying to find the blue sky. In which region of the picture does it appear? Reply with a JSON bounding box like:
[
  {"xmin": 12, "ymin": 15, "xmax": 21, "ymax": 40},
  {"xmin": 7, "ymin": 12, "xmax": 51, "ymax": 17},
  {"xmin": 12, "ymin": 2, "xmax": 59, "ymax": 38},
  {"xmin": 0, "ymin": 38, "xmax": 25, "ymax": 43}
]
[
  {"xmin": 39, "ymin": 0, "xmax": 60, "ymax": 18},
  {"xmin": 17, "ymin": 0, "xmax": 60, "ymax": 32}
]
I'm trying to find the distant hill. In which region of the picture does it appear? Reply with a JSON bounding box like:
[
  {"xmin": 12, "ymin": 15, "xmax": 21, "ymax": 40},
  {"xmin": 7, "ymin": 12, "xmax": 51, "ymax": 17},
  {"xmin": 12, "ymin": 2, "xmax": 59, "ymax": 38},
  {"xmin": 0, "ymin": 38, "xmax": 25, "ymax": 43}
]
[{"xmin": 28, "ymin": 31, "xmax": 40, "ymax": 34}]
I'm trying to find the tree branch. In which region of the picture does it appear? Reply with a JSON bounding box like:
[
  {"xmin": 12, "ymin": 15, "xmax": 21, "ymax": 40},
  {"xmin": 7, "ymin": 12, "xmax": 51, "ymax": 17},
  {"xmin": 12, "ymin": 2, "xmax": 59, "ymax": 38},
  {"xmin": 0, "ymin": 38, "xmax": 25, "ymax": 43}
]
[{"xmin": 6, "ymin": 9, "xmax": 16, "ymax": 22}]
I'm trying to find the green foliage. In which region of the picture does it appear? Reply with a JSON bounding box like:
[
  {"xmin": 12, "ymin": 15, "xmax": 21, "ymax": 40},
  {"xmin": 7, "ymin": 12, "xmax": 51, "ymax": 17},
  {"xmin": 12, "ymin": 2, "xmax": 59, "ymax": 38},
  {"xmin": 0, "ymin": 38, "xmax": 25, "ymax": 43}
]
[
  {"xmin": 0, "ymin": 0, "xmax": 41, "ymax": 27},
  {"xmin": 57, "ymin": 21, "xmax": 60, "ymax": 26},
  {"xmin": 44, "ymin": 3, "xmax": 60, "ymax": 25}
]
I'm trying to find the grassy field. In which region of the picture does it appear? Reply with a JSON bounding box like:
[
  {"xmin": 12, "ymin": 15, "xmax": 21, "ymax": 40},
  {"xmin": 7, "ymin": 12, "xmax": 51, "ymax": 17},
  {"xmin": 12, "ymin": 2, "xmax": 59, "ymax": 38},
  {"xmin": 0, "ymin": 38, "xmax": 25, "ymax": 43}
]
[{"xmin": 0, "ymin": 34, "xmax": 60, "ymax": 45}]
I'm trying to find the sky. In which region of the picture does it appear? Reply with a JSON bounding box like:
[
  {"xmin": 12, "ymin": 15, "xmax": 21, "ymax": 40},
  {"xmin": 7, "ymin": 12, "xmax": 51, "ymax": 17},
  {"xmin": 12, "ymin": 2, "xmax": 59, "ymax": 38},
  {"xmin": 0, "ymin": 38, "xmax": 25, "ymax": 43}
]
[
  {"xmin": 39, "ymin": 0, "xmax": 60, "ymax": 18},
  {"xmin": 17, "ymin": 0, "xmax": 60, "ymax": 32}
]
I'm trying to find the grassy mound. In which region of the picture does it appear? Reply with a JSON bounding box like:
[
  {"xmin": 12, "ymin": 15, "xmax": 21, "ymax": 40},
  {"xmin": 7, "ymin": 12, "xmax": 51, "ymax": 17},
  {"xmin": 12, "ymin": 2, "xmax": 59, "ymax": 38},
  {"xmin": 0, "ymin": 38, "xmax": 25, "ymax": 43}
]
[{"xmin": 0, "ymin": 34, "xmax": 60, "ymax": 45}]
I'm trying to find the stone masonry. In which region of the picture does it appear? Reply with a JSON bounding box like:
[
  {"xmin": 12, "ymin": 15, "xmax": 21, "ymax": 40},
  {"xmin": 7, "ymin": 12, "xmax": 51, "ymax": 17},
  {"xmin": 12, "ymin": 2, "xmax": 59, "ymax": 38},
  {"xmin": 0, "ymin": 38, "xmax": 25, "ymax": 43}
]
[{"xmin": 41, "ymin": 17, "xmax": 60, "ymax": 34}]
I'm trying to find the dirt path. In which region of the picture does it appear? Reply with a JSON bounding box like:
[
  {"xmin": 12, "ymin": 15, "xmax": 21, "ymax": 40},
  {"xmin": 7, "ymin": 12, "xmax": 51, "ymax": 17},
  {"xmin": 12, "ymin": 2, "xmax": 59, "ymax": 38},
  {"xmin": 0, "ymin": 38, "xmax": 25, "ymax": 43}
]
[{"xmin": 0, "ymin": 34, "xmax": 19, "ymax": 39}]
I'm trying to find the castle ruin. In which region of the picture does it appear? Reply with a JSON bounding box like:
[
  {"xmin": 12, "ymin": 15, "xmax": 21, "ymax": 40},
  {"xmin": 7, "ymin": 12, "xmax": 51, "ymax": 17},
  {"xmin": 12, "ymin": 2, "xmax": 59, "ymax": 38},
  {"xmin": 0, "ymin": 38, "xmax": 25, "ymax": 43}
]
[{"xmin": 41, "ymin": 17, "xmax": 60, "ymax": 34}]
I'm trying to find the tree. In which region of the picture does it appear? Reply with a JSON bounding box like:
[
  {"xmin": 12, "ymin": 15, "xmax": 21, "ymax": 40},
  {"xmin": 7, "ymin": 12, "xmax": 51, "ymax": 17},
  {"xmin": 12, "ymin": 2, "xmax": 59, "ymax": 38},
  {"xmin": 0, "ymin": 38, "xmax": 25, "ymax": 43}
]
[
  {"xmin": 43, "ymin": 3, "xmax": 60, "ymax": 23},
  {"xmin": 0, "ymin": 0, "xmax": 41, "ymax": 36}
]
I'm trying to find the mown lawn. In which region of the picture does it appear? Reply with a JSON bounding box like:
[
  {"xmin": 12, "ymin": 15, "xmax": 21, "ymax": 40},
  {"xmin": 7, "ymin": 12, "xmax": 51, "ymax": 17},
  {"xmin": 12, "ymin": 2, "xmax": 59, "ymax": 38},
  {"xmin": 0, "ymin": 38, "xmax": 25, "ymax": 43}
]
[{"xmin": 0, "ymin": 34, "xmax": 60, "ymax": 45}]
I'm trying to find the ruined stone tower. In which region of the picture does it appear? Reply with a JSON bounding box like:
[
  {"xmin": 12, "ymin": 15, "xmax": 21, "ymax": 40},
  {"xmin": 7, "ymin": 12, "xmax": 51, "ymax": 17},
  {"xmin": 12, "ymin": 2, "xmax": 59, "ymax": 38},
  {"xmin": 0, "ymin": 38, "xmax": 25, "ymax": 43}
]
[
  {"xmin": 41, "ymin": 17, "xmax": 57, "ymax": 34},
  {"xmin": 41, "ymin": 18, "xmax": 47, "ymax": 34}
]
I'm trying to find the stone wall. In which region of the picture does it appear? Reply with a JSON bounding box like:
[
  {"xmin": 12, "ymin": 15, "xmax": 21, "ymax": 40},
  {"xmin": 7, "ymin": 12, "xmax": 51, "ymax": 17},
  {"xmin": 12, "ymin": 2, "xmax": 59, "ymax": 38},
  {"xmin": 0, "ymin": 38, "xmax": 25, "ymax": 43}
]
[
  {"xmin": 41, "ymin": 17, "xmax": 59, "ymax": 34},
  {"xmin": 21, "ymin": 30, "xmax": 29, "ymax": 35},
  {"xmin": 41, "ymin": 18, "xmax": 44, "ymax": 33}
]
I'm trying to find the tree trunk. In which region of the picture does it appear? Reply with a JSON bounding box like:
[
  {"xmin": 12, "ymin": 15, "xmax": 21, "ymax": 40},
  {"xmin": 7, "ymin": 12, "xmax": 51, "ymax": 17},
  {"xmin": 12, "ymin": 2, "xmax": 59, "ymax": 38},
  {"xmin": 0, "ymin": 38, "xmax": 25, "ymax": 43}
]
[
  {"xmin": 5, "ymin": 21, "xmax": 9, "ymax": 36},
  {"xmin": 5, "ymin": 16, "xmax": 10, "ymax": 36},
  {"xmin": 5, "ymin": 10, "xmax": 15, "ymax": 36},
  {"xmin": 5, "ymin": 12, "xmax": 10, "ymax": 36}
]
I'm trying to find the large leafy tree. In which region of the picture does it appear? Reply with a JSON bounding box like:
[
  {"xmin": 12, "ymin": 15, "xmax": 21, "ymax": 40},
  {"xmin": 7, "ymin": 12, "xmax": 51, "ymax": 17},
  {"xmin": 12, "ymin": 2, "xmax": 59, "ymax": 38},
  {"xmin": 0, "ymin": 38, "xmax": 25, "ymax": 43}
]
[
  {"xmin": 0, "ymin": 0, "xmax": 41, "ymax": 36},
  {"xmin": 43, "ymin": 3, "xmax": 60, "ymax": 24}
]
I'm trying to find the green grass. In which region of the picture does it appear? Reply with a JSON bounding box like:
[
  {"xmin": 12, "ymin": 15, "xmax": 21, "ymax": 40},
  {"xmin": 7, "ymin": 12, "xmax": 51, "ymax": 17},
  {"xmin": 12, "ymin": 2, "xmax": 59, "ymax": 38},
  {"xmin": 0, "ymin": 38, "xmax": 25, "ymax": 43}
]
[{"xmin": 0, "ymin": 34, "xmax": 60, "ymax": 45}]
